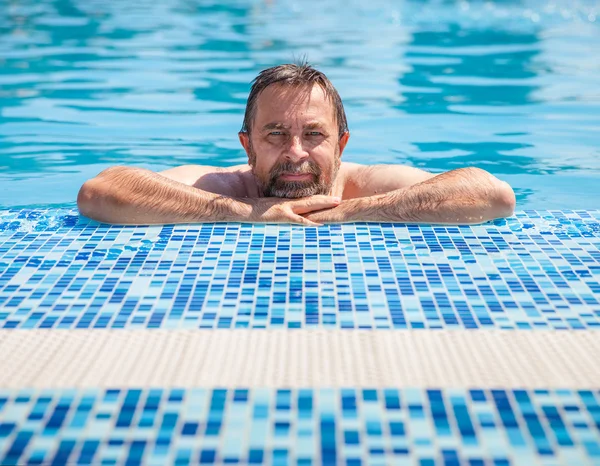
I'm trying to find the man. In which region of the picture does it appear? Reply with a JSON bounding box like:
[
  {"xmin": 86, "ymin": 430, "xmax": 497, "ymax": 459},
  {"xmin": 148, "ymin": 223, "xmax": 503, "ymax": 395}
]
[{"xmin": 77, "ymin": 63, "xmax": 515, "ymax": 226}]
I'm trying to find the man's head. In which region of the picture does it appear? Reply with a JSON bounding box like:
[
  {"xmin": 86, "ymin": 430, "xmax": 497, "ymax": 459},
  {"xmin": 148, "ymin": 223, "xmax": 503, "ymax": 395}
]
[{"xmin": 239, "ymin": 62, "xmax": 349, "ymax": 198}]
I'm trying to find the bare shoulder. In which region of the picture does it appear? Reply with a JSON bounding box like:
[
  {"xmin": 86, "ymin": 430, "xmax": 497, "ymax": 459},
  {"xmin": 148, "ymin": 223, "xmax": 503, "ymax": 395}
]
[
  {"xmin": 340, "ymin": 162, "xmax": 436, "ymax": 199},
  {"xmin": 159, "ymin": 164, "xmax": 255, "ymax": 198}
]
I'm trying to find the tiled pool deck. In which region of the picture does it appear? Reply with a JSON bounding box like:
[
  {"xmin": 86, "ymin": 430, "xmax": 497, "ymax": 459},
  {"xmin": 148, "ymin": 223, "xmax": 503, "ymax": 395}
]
[
  {"xmin": 1, "ymin": 209, "xmax": 599, "ymax": 331},
  {"xmin": 0, "ymin": 209, "xmax": 599, "ymax": 465}
]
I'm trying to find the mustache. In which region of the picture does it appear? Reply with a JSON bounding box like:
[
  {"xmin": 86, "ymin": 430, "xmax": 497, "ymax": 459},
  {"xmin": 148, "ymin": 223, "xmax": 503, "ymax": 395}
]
[{"xmin": 269, "ymin": 161, "xmax": 321, "ymax": 181}]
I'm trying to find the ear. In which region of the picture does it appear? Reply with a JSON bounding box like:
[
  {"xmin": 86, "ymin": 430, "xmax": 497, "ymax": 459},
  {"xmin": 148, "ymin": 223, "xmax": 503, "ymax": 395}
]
[
  {"xmin": 238, "ymin": 131, "xmax": 251, "ymax": 156},
  {"xmin": 338, "ymin": 131, "xmax": 350, "ymax": 157}
]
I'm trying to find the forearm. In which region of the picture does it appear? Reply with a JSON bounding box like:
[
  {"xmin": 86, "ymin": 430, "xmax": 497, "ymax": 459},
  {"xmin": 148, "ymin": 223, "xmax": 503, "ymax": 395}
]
[
  {"xmin": 77, "ymin": 166, "xmax": 247, "ymax": 225},
  {"xmin": 307, "ymin": 168, "xmax": 516, "ymax": 224}
]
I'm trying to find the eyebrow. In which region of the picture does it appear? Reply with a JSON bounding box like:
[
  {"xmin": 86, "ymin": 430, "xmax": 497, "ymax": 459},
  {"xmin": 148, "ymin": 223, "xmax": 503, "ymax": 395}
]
[
  {"xmin": 261, "ymin": 121, "xmax": 326, "ymax": 131},
  {"xmin": 304, "ymin": 122, "xmax": 326, "ymax": 130},
  {"xmin": 261, "ymin": 123, "xmax": 289, "ymax": 131}
]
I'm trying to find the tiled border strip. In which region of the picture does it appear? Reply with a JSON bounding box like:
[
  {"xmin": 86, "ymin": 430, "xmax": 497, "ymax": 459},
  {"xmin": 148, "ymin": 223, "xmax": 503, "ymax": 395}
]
[
  {"xmin": 1, "ymin": 330, "xmax": 599, "ymax": 388},
  {"xmin": 2, "ymin": 387, "xmax": 599, "ymax": 465}
]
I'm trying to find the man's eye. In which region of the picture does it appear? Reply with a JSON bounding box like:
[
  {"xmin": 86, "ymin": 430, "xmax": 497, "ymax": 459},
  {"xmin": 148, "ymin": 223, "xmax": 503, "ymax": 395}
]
[
  {"xmin": 270, "ymin": 131, "xmax": 284, "ymax": 136},
  {"xmin": 307, "ymin": 131, "xmax": 322, "ymax": 136}
]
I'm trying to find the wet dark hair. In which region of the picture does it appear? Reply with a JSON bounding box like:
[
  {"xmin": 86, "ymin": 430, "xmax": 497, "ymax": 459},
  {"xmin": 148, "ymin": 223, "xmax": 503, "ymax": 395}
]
[{"xmin": 240, "ymin": 61, "xmax": 349, "ymax": 139}]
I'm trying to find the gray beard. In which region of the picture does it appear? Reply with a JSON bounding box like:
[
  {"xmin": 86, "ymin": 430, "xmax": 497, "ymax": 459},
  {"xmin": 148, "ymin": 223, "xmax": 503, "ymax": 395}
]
[
  {"xmin": 260, "ymin": 173, "xmax": 328, "ymax": 198},
  {"xmin": 251, "ymin": 151, "xmax": 338, "ymax": 198},
  {"xmin": 265, "ymin": 182, "xmax": 326, "ymax": 198}
]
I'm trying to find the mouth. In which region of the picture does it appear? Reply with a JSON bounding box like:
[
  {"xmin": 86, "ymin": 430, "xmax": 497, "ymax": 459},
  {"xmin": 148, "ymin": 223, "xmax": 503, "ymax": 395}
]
[{"xmin": 278, "ymin": 173, "xmax": 314, "ymax": 181}]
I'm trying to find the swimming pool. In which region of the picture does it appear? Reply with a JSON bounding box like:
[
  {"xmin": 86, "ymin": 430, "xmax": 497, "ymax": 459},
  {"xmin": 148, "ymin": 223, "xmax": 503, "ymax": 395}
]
[
  {"xmin": 1, "ymin": 0, "xmax": 599, "ymax": 209},
  {"xmin": 1, "ymin": 0, "xmax": 599, "ymax": 464}
]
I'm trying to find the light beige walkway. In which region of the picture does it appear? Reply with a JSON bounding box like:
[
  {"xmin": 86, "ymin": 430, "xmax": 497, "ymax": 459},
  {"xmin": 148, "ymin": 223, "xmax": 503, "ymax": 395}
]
[{"xmin": 1, "ymin": 330, "xmax": 598, "ymax": 388}]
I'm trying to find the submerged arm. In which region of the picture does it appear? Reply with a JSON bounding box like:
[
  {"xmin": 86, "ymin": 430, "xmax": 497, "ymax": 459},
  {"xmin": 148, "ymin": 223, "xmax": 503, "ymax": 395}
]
[{"xmin": 305, "ymin": 167, "xmax": 516, "ymax": 224}]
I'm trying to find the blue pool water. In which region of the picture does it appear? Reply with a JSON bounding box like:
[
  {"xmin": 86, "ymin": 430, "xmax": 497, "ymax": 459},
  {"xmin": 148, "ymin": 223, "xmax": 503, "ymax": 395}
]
[{"xmin": 1, "ymin": 0, "xmax": 599, "ymax": 209}]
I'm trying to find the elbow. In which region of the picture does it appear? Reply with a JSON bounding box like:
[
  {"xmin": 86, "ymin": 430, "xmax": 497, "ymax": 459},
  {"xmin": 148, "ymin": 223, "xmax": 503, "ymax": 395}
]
[
  {"xmin": 76, "ymin": 166, "xmax": 129, "ymax": 221},
  {"xmin": 77, "ymin": 179, "xmax": 103, "ymax": 220},
  {"xmin": 462, "ymin": 168, "xmax": 516, "ymax": 220},
  {"xmin": 493, "ymin": 181, "xmax": 516, "ymax": 219}
]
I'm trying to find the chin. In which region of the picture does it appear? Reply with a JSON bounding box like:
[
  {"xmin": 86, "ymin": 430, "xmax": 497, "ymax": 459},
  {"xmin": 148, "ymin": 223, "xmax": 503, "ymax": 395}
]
[
  {"xmin": 268, "ymin": 180, "xmax": 331, "ymax": 199},
  {"xmin": 277, "ymin": 191, "xmax": 310, "ymax": 199},
  {"xmin": 270, "ymin": 189, "xmax": 314, "ymax": 199}
]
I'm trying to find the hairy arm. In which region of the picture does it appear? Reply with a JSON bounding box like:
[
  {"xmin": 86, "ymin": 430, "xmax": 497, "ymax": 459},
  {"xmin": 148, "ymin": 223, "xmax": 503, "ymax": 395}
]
[
  {"xmin": 305, "ymin": 167, "xmax": 516, "ymax": 224},
  {"xmin": 77, "ymin": 166, "xmax": 248, "ymax": 225}
]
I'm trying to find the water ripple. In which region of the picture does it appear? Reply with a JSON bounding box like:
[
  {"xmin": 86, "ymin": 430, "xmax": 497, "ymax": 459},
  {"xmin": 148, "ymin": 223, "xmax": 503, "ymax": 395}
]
[{"xmin": 1, "ymin": 0, "xmax": 599, "ymax": 209}]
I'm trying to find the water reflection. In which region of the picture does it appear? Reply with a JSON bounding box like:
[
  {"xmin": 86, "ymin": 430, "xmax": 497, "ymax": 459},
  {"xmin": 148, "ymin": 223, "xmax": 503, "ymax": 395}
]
[
  {"xmin": 390, "ymin": 10, "xmax": 600, "ymax": 209},
  {"xmin": 0, "ymin": 0, "xmax": 254, "ymax": 178},
  {"xmin": 398, "ymin": 25, "xmax": 541, "ymax": 113}
]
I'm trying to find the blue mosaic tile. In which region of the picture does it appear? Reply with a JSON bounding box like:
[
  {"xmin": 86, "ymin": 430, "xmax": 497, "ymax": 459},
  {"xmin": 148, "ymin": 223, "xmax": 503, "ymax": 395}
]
[
  {"xmin": 0, "ymin": 388, "xmax": 598, "ymax": 465},
  {"xmin": 0, "ymin": 209, "xmax": 599, "ymax": 330}
]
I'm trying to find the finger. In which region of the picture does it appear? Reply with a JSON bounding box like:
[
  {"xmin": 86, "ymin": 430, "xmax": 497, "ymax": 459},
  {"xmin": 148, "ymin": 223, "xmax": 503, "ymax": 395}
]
[
  {"xmin": 292, "ymin": 196, "xmax": 341, "ymax": 215},
  {"xmin": 292, "ymin": 214, "xmax": 323, "ymax": 227}
]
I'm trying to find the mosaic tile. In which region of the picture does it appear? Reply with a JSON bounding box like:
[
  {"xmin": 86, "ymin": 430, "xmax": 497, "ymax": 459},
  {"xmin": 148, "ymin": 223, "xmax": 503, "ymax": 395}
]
[
  {"xmin": 0, "ymin": 209, "xmax": 599, "ymax": 330},
  {"xmin": 0, "ymin": 388, "xmax": 598, "ymax": 465}
]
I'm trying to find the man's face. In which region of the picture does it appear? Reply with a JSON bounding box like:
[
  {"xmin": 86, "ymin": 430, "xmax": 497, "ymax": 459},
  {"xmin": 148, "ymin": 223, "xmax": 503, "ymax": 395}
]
[{"xmin": 239, "ymin": 83, "xmax": 349, "ymax": 198}]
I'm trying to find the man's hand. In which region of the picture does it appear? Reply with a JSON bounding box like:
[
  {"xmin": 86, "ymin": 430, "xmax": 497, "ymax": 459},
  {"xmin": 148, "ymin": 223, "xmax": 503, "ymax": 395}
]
[
  {"xmin": 241, "ymin": 195, "xmax": 341, "ymax": 226},
  {"xmin": 303, "ymin": 197, "xmax": 377, "ymax": 224}
]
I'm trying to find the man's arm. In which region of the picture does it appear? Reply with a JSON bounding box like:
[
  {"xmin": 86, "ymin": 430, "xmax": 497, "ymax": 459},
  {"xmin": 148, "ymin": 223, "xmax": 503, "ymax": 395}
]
[
  {"xmin": 305, "ymin": 167, "xmax": 516, "ymax": 224},
  {"xmin": 77, "ymin": 166, "xmax": 340, "ymax": 226},
  {"xmin": 77, "ymin": 166, "xmax": 248, "ymax": 225}
]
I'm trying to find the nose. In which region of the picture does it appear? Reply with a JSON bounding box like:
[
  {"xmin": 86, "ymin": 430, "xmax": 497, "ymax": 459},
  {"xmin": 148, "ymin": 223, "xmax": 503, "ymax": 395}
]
[{"xmin": 285, "ymin": 135, "xmax": 309, "ymax": 163}]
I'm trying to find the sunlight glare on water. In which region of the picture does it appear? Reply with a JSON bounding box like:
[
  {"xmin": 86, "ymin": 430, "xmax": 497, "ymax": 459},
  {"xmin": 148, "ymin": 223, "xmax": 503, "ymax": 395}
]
[{"xmin": 0, "ymin": 0, "xmax": 599, "ymax": 210}]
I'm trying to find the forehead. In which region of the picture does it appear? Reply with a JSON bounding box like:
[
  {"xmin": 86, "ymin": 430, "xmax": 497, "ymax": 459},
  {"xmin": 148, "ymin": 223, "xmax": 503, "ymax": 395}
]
[{"xmin": 253, "ymin": 84, "xmax": 335, "ymax": 128}]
